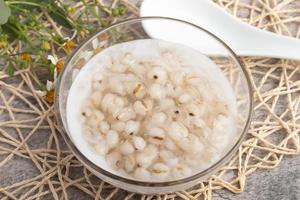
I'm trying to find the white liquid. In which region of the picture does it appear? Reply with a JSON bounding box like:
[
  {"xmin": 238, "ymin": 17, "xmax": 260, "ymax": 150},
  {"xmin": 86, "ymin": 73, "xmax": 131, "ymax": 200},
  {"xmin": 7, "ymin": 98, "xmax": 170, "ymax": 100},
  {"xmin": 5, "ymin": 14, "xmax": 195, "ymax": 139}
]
[{"xmin": 67, "ymin": 39, "xmax": 237, "ymax": 180}]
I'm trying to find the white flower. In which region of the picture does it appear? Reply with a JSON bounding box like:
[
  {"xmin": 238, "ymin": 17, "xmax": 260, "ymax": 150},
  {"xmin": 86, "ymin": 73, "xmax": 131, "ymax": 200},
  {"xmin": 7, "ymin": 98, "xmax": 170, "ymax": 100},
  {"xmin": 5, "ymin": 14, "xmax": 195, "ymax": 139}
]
[
  {"xmin": 92, "ymin": 38, "xmax": 98, "ymax": 50},
  {"xmin": 47, "ymin": 55, "xmax": 59, "ymax": 82},
  {"xmin": 92, "ymin": 36, "xmax": 108, "ymax": 50},
  {"xmin": 35, "ymin": 90, "xmax": 47, "ymax": 97},
  {"xmin": 81, "ymin": 50, "xmax": 94, "ymax": 61},
  {"xmin": 35, "ymin": 80, "xmax": 54, "ymax": 98},
  {"xmin": 47, "ymin": 55, "xmax": 58, "ymax": 65},
  {"xmin": 46, "ymin": 80, "xmax": 54, "ymax": 91}
]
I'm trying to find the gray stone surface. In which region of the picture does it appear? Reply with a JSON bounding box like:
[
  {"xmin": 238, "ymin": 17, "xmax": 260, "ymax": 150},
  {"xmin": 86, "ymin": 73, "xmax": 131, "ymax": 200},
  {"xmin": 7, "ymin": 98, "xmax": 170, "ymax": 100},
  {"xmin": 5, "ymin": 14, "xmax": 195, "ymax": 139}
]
[
  {"xmin": 213, "ymin": 155, "xmax": 300, "ymax": 200},
  {"xmin": 63, "ymin": 156, "xmax": 299, "ymax": 199}
]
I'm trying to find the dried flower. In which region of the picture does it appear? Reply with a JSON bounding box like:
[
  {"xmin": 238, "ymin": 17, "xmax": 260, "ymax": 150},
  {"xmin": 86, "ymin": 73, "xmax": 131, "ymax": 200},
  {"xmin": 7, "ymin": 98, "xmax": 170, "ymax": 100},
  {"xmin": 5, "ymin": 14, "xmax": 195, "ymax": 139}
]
[
  {"xmin": 66, "ymin": 6, "xmax": 75, "ymax": 14},
  {"xmin": 98, "ymin": 32, "xmax": 109, "ymax": 41},
  {"xmin": 36, "ymin": 80, "xmax": 55, "ymax": 103},
  {"xmin": 41, "ymin": 41, "xmax": 51, "ymax": 51},
  {"xmin": 94, "ymin": 47, "xmax": 102, "ymax": 55},
  {"xmin": 55, "ymin": 60, "xmax": 64, "ymax": 73},
  {"xmin": 48, "ymin": 55, "xmax": 58, "ymax": 65},
  {"xmin": 64, "ymin": 40, "xmax": 75, "ymax": 51},
  {"xmin": 35, "ymin": 90, "xmax": 47, "ymax": 97},
  {"xmin": 74, "ymin": 58, "xmax": 85, "ymax": 69},
  {"xmin": 45, "ymin": 89, "xmax": 55, "ymax": 104},
  {"xmin": 0, "ymin": 35, "xmax": 8, "ymax": 48},
  {"xmin": 47, "ymin": 55, "xmax": 64, "ymax": 73},
  {"xmin": 21, "ymin": 53, "xmax": 32, "ymax": 62},
  {"xmin": 46, "ymin": 80, "xmax": 54, "ymax": 91}
]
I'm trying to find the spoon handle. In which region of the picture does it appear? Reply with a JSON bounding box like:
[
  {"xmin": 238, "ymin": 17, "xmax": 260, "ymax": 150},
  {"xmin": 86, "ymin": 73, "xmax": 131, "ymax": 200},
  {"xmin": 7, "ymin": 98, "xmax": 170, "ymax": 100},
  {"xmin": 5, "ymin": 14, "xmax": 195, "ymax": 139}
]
[{"xmin": 218, "ymin": 4, "xmax": 300, "ymax": 60}]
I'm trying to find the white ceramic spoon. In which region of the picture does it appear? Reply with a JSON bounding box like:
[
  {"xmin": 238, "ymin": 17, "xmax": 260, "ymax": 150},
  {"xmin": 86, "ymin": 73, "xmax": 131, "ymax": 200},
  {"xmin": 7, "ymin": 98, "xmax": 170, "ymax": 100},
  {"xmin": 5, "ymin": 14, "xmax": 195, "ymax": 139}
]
[{"xmin": 140, "ymin": 0, "xmax": 300, "ymax": 60}]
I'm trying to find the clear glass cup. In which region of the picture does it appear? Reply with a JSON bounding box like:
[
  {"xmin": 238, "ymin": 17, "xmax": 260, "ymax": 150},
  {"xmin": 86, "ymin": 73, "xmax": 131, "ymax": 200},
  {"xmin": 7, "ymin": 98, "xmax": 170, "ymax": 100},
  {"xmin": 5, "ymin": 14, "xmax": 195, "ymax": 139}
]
[{"xmin": 55, "ymin": 17, "xmax": 253, "ymax": 194}]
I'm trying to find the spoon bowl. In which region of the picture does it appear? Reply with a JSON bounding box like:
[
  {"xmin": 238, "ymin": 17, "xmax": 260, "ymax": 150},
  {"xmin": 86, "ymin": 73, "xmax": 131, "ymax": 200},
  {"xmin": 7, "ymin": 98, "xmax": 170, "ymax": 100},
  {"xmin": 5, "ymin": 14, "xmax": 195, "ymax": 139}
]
[{"xmin": 140, "ymin": 0, "xmax": 300, "ymax": 60}]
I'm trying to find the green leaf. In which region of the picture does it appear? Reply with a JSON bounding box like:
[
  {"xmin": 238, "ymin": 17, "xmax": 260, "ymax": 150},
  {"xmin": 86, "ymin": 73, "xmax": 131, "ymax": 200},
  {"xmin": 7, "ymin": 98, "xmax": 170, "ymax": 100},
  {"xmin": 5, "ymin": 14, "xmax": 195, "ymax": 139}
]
[
  {"xmin": 1, "ymin": 22, "xmax": 19, "ymax": 41},
  {"xmin": 39, "ymin": 83, "xmax": 47, "ymax": 91},
  {"xmin": 49, "ymin": 4, "xmax": 73, "ymax": 29},
  {"xmin": 49, "ymin": 64, "xmax": 55, "ymax": 75},
  {"xmin": 6, "ymin": 65, "xmax": 15, "ymax": 77},
  {"xmin": 49, "ymin": 12, "xmax": 72, "ymax": 29},
  {"xmin": 0, "ymin": 0, "xmax": 11, "ymax": 25}
]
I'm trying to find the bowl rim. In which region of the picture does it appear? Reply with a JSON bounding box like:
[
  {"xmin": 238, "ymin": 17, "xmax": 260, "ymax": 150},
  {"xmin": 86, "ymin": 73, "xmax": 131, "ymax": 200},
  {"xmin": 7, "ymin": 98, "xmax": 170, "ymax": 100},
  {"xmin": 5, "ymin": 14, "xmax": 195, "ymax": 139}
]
[{"xmin": 55, "ymin": 16, "xmax": 253, "ymax": 187}]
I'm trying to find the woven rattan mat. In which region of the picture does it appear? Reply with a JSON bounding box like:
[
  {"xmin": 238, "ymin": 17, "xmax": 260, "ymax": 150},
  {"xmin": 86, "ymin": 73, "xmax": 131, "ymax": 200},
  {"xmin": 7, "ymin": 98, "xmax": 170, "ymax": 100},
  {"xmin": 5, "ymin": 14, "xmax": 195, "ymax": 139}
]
[{"xmin": 0, "ymin": 0, "xmax": 299, "ymax": 199}]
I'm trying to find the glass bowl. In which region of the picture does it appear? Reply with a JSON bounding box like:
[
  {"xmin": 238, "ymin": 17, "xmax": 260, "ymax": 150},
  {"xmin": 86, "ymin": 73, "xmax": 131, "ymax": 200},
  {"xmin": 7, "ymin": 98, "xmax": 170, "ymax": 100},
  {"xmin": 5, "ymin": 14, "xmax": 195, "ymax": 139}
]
[{"xmin": 55, "ymin": 17, "xmax": 253, "ymax": 194}]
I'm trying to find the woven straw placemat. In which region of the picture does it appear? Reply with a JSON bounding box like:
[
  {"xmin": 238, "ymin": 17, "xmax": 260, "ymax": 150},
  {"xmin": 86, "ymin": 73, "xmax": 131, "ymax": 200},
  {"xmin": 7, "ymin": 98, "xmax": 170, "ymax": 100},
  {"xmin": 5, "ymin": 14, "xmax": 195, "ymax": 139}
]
[{"xmin": 0, "ymin": 0, "xmax": 299, "ymax": 199}]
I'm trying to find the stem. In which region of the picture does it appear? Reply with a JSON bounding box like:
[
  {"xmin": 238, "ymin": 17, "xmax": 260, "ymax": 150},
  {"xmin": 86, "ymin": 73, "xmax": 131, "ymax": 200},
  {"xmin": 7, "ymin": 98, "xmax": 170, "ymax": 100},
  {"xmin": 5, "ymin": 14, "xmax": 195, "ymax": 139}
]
[
  {"xmin": 6, "ymin": 1, "xmax": 42, "ymax": 7},
  {"xmin": 9, "ymin": 4, "xmax": 28, "ymax": 12},
  {"xmin": 15, "ymin": 24, "xmax": 35, "ymax": 47},
  {"xmin": 43, "ymin": 11, "xmax": 64, "ymax": 38},
  {"xmin": 81, "ymin": 0, "xmax": 103, "ymax": 24}
]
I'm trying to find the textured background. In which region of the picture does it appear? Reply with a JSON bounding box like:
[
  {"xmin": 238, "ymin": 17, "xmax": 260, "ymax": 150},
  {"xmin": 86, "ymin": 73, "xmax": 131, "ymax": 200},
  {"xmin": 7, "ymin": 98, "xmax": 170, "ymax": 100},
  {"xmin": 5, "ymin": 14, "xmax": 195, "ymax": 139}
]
[
  {"xmin": 0, "ymin": 0, "xmax": 299, "ymax": 199},
  {"xmin": 1, "ymin": 145, "xmax": 299, "ymax": 199}
]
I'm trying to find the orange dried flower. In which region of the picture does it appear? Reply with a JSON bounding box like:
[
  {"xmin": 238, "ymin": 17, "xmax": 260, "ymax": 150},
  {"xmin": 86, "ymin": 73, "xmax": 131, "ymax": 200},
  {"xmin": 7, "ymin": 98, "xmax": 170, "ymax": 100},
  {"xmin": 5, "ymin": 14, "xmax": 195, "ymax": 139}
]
[
  {"xmin": 94, "ymin": 47, "xmax": 102, "ymax": 55},
  {"xmin": 21, "ymin": 53, "xmax": 32, "ymax": 62},
  {"xmin": 98, "ymin": 32, "xmax": 109, "ymax": 41},
  {"xmin": 64, "ymin": 40, "xmax": 75, "ymax": 51},
  {"xmin": 74, "ymin": 58, "xmax": 86, "ymax": 69},
  {"xmin": 46, "ymin": 89, "xmax": 54, "ymax": 104},
  {"xmin": 55, "ymin": 60, "xmax": 64, "ymax": 72}
]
